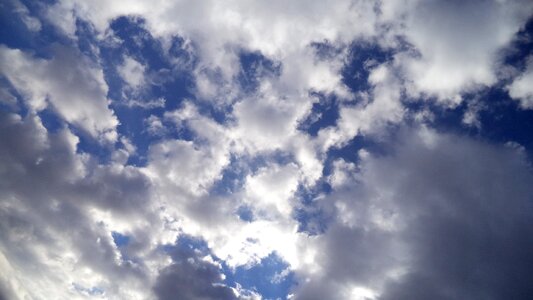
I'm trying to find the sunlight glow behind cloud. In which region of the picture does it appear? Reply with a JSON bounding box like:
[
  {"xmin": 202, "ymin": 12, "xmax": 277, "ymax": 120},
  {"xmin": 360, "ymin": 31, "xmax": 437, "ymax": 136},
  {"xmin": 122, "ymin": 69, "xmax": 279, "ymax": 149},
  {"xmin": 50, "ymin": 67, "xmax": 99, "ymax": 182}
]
[{"xmin": 1, "ymin": 1, "xmax": 533, "ymax": 299}]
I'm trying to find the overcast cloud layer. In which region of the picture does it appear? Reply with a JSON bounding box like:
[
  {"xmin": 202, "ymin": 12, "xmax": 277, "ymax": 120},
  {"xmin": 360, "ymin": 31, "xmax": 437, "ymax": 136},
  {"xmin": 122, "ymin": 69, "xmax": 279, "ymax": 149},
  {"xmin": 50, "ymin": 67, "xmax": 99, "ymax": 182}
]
[{"xmin": 1, "ymin": 1, "xmax": 533, "ymax": 299}]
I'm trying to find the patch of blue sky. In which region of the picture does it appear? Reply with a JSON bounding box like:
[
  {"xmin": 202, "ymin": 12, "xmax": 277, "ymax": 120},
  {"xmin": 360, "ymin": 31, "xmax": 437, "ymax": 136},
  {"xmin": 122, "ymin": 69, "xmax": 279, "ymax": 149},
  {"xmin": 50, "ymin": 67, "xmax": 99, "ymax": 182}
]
[
  {"xmin": 238, "ymin": 49, "xmax": 281, "ymax": 93},
  {"xmin": 502, "ymin": 18, "xmax": 533, "ymax": 69},
  {"xmin": 406, "ymin": 88, "xmax": 533, "ymax": 158},
  {"xmin": 209, "ymin": 154, "xmax": 249, "ymax": 197},
  {"xmin": 162, "ymin": 234, "xmax": 296, "ymax": 299},
  {"xmin": 402, "ymin": 22, "xmax": 533, "ymax": 157},
  {"xmin": 96, "ymin": 16, "xmax": 197, "ymax": 165},
  {"xmin": 108, "ymin": 16, "xmax": 171, "ymax": 71},
  {"xmin": 223, "ymin": 252, "xmax": 295, "ymax": 300},
  {"xmin": 310, "ymin": 40, "xmax": 345, "ymax": 60},
  {"xmin": 72, "ymin": 283, "xmax": 104, "ymax": 296},
  {"xmin": 111, "ymin": 231, "xmax": 140, "ymax": 265},
  {"xmin": 341, "ymin": 41, "xmax": 394, "ymax": 94},
  {"xmin": 292, "ymin": 134, "xmax": 394, "ymax": 235},
  {"xmin": 324, "ymin": 135, "xmax": 389, "ymax": 175},
  {"xmin": 298, "ymin": 91, "xmax": 340, "ymax": 136},
  {"xmin": 111, "ymin": 231, "xmax": 131, "ymax": 248},
  {"xmin": 0, "ymin": 0, "xmax": 70, "ymax": 57},
  {"xmin": 74, "ymin": 19, "xmax": 101, "ymax": 62},
  {"xmin": 235, "ymin": 205, "xmax": 255, "ymax": 222},
  {"xmin": 294, "ymin": 182, "xmax": 332, "ymax": 235}
]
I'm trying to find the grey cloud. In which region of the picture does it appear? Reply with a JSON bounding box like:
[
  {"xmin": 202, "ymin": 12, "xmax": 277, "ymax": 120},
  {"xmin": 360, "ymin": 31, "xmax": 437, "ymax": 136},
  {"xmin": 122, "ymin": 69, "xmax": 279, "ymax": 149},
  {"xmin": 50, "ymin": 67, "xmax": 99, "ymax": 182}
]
[
  {"xmin": 153, "ymin": 245, "xmax": 237, "ymax": 300},
  {"xmin": 0, "ymin": 44, "xmax": 118, "ymax": 141},
  {"xmin": 374, "ymin": 130, "xmax": 533, "ymax": 299},
  {"xmin": 293, "ymin": 128, "xmax": 533, "ymax": 299},
  {"xmin": 0, "ymin": 111, "xmax": 156, "ymax": 298}
]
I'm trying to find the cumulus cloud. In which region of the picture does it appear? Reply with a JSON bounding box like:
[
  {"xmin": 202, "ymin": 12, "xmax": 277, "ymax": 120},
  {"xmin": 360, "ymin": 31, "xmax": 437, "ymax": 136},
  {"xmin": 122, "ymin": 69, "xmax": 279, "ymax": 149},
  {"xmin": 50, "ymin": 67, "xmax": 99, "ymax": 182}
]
[
  {"xmin": 153, "ymin": 243, "xmax": 238, "ymax": 300},
  {"xmin": 2, "ymin": 1, "xmax": 533, "ymax": 299},
  {"xmin": 293, "ymin": 128, "xmax": 533, "ymax": 299},
  {"xmin": 118, "ymin": 55, "xmax": 146, "ymax": 89},
  {"xmin": 386, "ymin": 0, "xmax": 533, "ymax": 102},
  {"xmin": 0, "ymin": 111, "xmax": 159, "ymax": 299},
  {"xmin": 508, "ymin": 55, "xmax": 533, "ymax": 108},
  {"xmin": 0, "ymin": 45, "xmax": 118, "ymax": 142}
]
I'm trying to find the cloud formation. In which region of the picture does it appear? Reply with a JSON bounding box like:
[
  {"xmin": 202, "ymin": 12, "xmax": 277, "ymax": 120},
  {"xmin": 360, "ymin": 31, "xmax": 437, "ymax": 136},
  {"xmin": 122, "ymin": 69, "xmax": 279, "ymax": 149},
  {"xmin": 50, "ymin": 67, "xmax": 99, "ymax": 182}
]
[{"xmin": 1, "ymin": 1, "xmax": 533, "ymax": 299}]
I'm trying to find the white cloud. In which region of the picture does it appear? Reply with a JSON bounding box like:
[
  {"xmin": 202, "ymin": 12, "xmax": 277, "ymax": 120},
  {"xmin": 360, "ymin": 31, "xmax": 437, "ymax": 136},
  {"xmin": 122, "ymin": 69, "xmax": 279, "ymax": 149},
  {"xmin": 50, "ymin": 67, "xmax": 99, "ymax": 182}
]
[
  {"xmin": 244, "ymin": 163, "xmax": 300, "ymax": 218},
  {"xmin": 0, "ymin": 45, "xmax": 118, "ymax": 142},
  {"xmin": 508, "ymin": 55, "xmax": 533, "ymax": 108},
  {"xmin": 11, "ymin": 0, "xmax": 41, "ymax": 32},
  {"xmin": 2, "ymin": 1, "xmax": 533, "ymax": 299},
  {"xmin": 386, "ymin": 0, "xmax": 533, "ymax": 102},
  {"xmin": 145, "ymin": 139, "xmax": 230, "ymax": 196},
  {"xmin": 0, "ymin": 111, "xmax": 163, "ymax": 299},
  {"xmin": 317, "ymin": 63, "xmax": 404, "ymax": 150},
  {"xmin": 118, "ymin": 55, "xmax": 146, "ymax": 89}
]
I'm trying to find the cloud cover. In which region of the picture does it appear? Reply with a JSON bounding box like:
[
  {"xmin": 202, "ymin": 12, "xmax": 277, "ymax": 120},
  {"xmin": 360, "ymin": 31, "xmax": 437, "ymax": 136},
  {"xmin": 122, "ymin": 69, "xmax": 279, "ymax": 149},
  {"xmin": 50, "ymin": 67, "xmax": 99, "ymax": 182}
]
[{"xmin": 1, "ymin": 0, "xmax": 533, "ymax": 299}]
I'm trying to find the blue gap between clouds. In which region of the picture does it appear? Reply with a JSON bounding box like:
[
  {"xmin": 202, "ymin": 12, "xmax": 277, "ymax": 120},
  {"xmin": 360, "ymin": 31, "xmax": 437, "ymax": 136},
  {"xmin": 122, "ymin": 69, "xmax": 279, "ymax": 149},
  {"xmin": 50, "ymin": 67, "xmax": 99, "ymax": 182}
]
[
  {"xmin": 209, "ymin": 151, "xmax": 296, "ymax": 223},
  {"xmin": 404, "ymin": 17, "xmax": 533, "ymax": 158},
  {"xmin": 223, "ymin": 253, "xmax": 294, "ymax": 300},
  {"xmin": 102, "ymin": 16, "xmax": 196, "ymax": 166},
  {"xmin": 112, "ymin": 231, "xmax": 131, "ymax": 247},
  {"xmin": 295, "ymin": 134, "xmax": 389, "ymax": 235},
  {"xmin": 162, "ymin": 235, "xmax": 296, "ymax": 300},
  {"xmin": 298, "ymin": 91, "xmax": 340, "ymax": 137},
  {"xmin": 298, "ymin": 41, "xmax": 396, "ymax": 138},
  {"xmin": 295, "ymin": 41, "xmax": 398, "ymax": 235},
  {"xmin": 238, "ymin": 50, "xmax": 281, "ymax": 93},
  {"xmin": 0, "ymin": 0, "xmax": 71, "ymax": 58},
  {"xmin": 405, "ymin": 87, "xmax": 533, "ymax": 160}
]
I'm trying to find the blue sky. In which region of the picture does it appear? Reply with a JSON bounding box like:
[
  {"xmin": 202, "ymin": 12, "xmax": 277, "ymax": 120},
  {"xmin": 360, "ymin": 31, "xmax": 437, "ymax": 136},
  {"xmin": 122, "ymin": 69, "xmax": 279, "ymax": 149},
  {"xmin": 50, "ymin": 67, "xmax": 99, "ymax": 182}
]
[{"xmin": 1, "ymin": 1, "xmax": 533, "ymax": 299}]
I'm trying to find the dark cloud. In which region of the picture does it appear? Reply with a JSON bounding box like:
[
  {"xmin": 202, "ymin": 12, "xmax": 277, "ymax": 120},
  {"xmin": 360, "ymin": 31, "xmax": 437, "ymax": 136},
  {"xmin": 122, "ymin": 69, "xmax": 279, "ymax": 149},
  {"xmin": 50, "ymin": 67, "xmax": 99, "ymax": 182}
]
[
  {"xmin": 0, "ymin": 111, "xmax": 155, "ymax": 297},
  {"xmin": 375, "ymin": 130, "xmax": 533, "ymax": 300},
  {"xmin": 2, "ymin": 0, "xmax": 533, "ymax": 299},
  {"xmin": 293, "ymin": 128, "xmax": 533, "ymax": 299},
  {"xmin": 153, "ymin": 243, "xmax": 237, "ymax": 300}
]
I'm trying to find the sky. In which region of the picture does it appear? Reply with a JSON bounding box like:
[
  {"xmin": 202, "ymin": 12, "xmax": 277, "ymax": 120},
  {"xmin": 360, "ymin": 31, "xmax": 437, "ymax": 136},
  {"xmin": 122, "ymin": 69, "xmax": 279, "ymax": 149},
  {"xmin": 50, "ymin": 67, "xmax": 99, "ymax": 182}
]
[{"xmin": 1, "ymin": 0, "xmax": 533, "ymax": 299}]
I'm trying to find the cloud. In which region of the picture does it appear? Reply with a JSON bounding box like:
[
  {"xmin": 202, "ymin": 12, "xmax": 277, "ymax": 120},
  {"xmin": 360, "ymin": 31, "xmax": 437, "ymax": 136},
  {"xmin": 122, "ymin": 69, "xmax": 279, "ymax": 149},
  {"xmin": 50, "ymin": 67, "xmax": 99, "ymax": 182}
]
[
  {"xmin": 153, "ymin": 242, "xmax": 238, "ymax": 300},
  {"xmin": 0, "ymin": 45, "xmax": 118, "ymax": 142},
  {"xmin": 244, "ymin": 163, "xmax": 300, "ymax": 218},
  {"xmin": 508, "ymin": 55, "xmax": 533, "ymax": 108},
  {"xmin": 2, "ymin": 1, "xmax": 533, "ymax": 299},
  {"xmin": 317, "ymin": 63, "xmax": 404, "ymax": 150},
  {"xmin": 10, "ymin": 0, "xmax": 41, "ymax": 32},
  {"xmin": 292, "ymin": 127, "xmax": 533, "ymax": 299},
  {"xmin": 0, "ymin": 111, "xmax": 160, "ymax": 299},
  {"xmin": 386, "ymin": 0, "xmax": 533, "ymax": 102},
  {"xmin": 118, "ymin": 55, "xmax": 146, "ymax": 89}
]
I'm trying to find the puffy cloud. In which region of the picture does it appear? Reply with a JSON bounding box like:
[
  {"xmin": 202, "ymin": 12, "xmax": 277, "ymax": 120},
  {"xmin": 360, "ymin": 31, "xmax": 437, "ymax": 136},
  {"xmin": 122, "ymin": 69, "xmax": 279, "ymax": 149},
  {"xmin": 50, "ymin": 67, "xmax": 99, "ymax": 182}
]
[
  {"xmin": 0, "ymin": 45, "xmax": 118, "ymax": 142},
  {"xmin": 43, "ymin": 0, "xmax": 533, "ymax": 108},
  {"xmin": 153, "ymin": 244, "xmax": 238, "ymax": 300},
  {"xmin": 146, "ymin": 139, "xmax": 230, "ymax": 196},
  {"xmin": 0, "ymin": 111, "xmax": 160, "ymax": 299},
  {"xmin": 244, "ymin": 163, "xmax": 300, "ymax": 219},
  {"xmin": 292, "ymin": 127, "xmax": 533, "ymax": 299},
  {"xmin": 386, "ymin": 0, "xmax": 533, "ymax": 102},
  {"xmin": 10, "ymin": 0, "xmax": 41, "ymax": 32},
  {"xmin": 118, "ymin": 55, "xmax": 146, "ymax": 90},
  {"xmin": 2, "ymin": 1, "xmax": 533, "ymax": 299},
  {"xmin": 317, "ymin": 63, "xmax": 404, "ymax": 150},
  {"xmin": 508, "ymin": 55, "xmax": 533, "ymax": 108}
]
